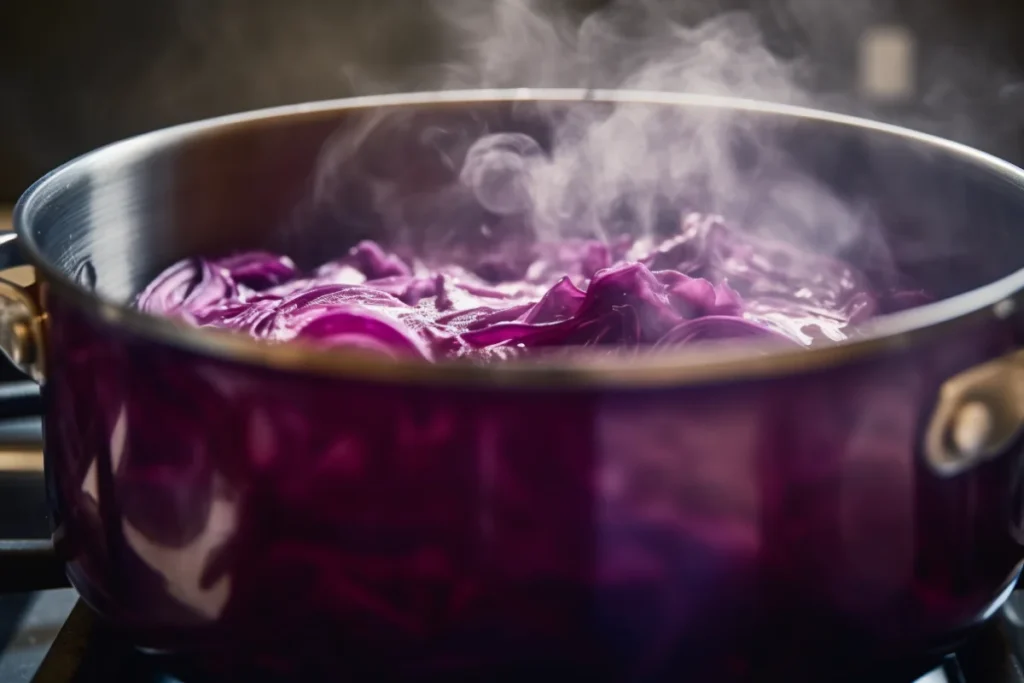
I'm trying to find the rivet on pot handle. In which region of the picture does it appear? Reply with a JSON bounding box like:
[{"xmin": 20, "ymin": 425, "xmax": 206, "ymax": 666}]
[
  {"xmin": 924, "ymin": 348, "xmax": 1024, "ymax": 477},
  {"xmin": 0, "ymin": 233, "xmax": 44, "ymax": 384}
]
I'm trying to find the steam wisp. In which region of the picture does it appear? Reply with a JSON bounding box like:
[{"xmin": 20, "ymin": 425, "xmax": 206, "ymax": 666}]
[{"xmin": 310, "ymin": 0, "xmax": 886, "ymax": 269}]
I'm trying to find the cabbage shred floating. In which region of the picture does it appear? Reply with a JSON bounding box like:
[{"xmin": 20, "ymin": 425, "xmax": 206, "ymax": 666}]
[{"xmin": 135, "ymin": 213, "xmax": 929, "ymax": 360}]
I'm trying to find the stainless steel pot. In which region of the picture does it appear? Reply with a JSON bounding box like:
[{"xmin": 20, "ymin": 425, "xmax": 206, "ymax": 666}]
[{"xmin": 7, "ymin": 89, "xmax": 1024, "ymax": 682}]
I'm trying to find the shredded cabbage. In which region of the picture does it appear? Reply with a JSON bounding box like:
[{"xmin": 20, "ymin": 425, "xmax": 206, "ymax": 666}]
[{"xmin": 135, "ymin": 213, "xmax": 927, "ymax": 359}]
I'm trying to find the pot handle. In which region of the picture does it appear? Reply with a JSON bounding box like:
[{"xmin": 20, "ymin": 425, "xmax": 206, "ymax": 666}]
[
  {"xmin": 0, "ymin": 233, "xmax": 67, "ymax": 593},
  {"xmin": 0, "ymin": 233, "xmax": 44, "ymax": 384},
  {"xmin": 923, "ymin": 347, "xmax": 1024, "ymax": 477}
]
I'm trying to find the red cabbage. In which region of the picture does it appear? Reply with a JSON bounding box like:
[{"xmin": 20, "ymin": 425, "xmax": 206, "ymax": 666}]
[{"xmin": 135, "ymin": 213, "xmax": 927, "ymax": 358}]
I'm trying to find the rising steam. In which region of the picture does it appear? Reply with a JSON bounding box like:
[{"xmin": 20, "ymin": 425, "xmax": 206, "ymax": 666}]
[{"xmin": 309, "ymin": 0, "xmax": 886, "ymax": 265}]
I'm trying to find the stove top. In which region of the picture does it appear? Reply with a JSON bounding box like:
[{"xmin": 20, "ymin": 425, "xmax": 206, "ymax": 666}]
[{"xmin": 0, "ymin": 590, "xmax": 1016, "ymax": 683}]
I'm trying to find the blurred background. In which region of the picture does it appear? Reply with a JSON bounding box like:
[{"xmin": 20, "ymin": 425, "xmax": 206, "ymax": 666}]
[{"xmin": 2, "ymin": 0, "xmax": 1024, "ymax": 205}]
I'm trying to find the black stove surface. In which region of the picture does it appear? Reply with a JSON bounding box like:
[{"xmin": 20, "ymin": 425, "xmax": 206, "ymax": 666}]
[{"xmin": 0, "ymin": 591, "xmax": 1016, "ymax": 683}]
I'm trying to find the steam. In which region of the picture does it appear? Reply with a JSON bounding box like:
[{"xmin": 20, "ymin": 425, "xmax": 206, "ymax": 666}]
[
  {"xmin": 435, "ymin": 0, "xmax": 825, "ymax": 246},
  {"xmin": 437, "ymin": 0, "xmax": 810, "ymax": 98},
  {"xmin": 309, "ymin": 0, "xmax": 886, "ymax": 263},
  {"xmin": 460, "ymin": 132, "xmax": 545, "ymax": 216},
  {"xmin": 300, "ymin": 0, "xmax": 1024, "ymax": 283}
]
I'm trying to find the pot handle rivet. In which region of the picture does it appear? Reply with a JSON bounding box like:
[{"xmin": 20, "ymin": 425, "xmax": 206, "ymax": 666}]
[{"xmin": 950, "ymin": 400, "xmax": 994, "ymax": 460}]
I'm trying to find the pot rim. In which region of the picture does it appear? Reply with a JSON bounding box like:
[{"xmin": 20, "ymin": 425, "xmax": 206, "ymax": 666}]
[{"xmin": 14, "ymin": 88, "xmax": 1024, "ymax": 388}]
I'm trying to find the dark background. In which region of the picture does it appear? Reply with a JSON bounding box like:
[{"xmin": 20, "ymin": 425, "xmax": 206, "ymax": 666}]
[{"xmin": 2, "ymin": 0, "xmax": 1024, "ymax": 204}]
